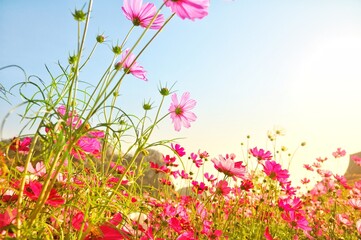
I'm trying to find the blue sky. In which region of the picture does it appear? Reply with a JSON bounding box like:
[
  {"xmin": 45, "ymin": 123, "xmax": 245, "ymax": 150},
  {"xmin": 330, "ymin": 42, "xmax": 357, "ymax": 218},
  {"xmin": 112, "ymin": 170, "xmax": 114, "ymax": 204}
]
[{"xmin": 1, "ymin": 0, "xmax": 361, "ymax": 185}]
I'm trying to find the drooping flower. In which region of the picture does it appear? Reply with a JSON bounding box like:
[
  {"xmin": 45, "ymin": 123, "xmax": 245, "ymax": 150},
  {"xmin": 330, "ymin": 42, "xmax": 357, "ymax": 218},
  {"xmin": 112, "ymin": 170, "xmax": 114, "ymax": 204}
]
[
  {"xmin": 169, "ymin": 92, "xmax": 197, "ymax": 131},
  {"xmin": 211, "ymin": 154, "xmax": 248, "ymax": 180},
  {"xmin": 118, "ymin": 49, "xmax": 147, "ymax": 80},
  {"xmin": 164, "ymin": 0, "xmax": 209, "ymax": 21},
  {"xmin": 122, "ymin": 0, "xmax": 164, "ymax": 29}
]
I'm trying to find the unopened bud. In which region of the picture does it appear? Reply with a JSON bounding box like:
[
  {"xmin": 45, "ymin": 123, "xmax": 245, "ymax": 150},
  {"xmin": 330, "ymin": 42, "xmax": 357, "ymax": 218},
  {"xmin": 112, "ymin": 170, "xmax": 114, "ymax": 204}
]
[
  {"xmin": 96, "ymin": 35, "xmax": 105, "ymax": 43},
  {"xmin": 72, "ymin": 9, "xmax": 86, "ymax": 22},
  {"xmin": 112, "ymin": 45, "xmax": 122, "ymax": 55},
  {"xmin": 159, "ymin": 87, "xmax": 170, "ymax": 96}
]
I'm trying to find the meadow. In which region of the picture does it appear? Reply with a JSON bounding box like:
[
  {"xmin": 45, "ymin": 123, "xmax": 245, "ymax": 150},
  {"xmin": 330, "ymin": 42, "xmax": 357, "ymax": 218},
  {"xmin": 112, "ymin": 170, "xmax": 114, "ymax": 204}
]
[{"xmin": 0, "ymin": 0, "xmax": 360, "ymax": 239}]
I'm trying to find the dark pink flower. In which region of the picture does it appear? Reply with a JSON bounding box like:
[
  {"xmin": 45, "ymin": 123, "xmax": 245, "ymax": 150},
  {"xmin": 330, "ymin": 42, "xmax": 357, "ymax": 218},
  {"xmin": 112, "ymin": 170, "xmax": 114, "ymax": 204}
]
[
  {"xmin": 10, "ymin": 137, "xmax": 32, "ymax": 154},
  {"xmin": 72, "ymin": 212, "xmax": 89, "ymax": 232},
  {"xmin": 163, "ymin": 154, "xmax": 178, "ymax": 167},
  {"xmin": 250, "ymin": 147, "xmax": 272, "ymax": 161},
  {"xmin": 0, "ymin": 208, "xmax": 17, "ymax": 229},
  {"xmin": 278, "ymin": 197, "xmax": 303, "ymax": 212},
  {"xmin": 240, "ymin": 179, "xmax": 254, "ymax": 191},
  {"xmin": 190, "ymin": 152, "xmax": 203, "ymax": 168},
  {"xmin": 122, "ymin": 0, "xmax": 164, "ymax": 29},
  {"xmin": 24, "ymin": 181, "xmax": 65, "ymax": 207},
  {"xmin": 332, "ymin": 148, "xmax": 346, "ymax": 158},
  {"xmin": 212, "ymin": 154, "xmax": 248, "ymax": 180},
  {"xmin": 164, "ymin": 0, "xmax": 209, "ymax": 21},
  {"xmin": 118, "ymin": 49, "xmax": 147, "ymax": 80},
  {"xmin": 171, "ymin": 143, "xmax": 186, "ymax": 157},
  {"xmin": 169, "ymin": 92, "xmax": 197, "ymax": 131},
  {"xmin": 263, "ymin": 160, "xmax": 289, "ymax": 184},
  {"xmin": 216, "ymin": 180, "xmax": 231, "ymax": 195},
  {"xmin": 192, "ymin": 180, "xmax": 208, "ymax": 194},
  {"xmin": 264, "ymin": 226, "xmax": 274, "ymax": 240}
]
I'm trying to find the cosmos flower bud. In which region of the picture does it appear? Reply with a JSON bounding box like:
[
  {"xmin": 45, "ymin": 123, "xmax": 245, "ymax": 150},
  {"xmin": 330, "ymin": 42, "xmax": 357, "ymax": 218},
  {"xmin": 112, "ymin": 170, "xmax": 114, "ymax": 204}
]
[
  {"xmin": 96, "ymin": 35, "xmax": 105, "ymax": 43},
  {"xmin": 112, "ymin": 45, "xmax": 122, "ymax": 55},
  {"xmin": 72, "ymin": 9, "xmax": 86, "ymax": 22},
  {"xmin": 159, "ymin": 87, "xmax": 170, "ymax": 96}
]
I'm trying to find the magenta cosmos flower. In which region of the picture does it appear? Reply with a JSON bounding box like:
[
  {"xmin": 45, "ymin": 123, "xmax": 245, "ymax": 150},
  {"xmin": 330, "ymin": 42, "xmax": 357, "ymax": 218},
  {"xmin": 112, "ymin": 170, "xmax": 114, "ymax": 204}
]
[
  {"xmin": 122, "ymin": 0, "xmax": 164, "ymax": 29},
  {"xmin": 164, "ymin": 0, "xmax": 209, "ymax": 21},
  {"xmin": 211, "ymin": 154, "xmax": 248, "ymax": 180},
  {"xmin": 263, "ymin": 160, "xmax": 289, "ymax": 184},
  {"xmin": 169, "ymin": 92, "xmax": 196, "ymax": 131},
  {"xmin": 118, "ymin": 49, "xmax": 147, "ymax": 81}
]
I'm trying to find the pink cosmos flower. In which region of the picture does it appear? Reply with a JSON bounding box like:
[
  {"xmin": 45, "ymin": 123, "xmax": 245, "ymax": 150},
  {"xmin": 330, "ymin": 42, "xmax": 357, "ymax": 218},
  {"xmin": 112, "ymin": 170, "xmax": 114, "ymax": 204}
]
[
  {"xmin": 216, "ymin": 180, "xmax": 231, "ymax": 195},
  {"xmin": 303, "ymin": 164, "xmax": 314, "ymax": 171},
  {"xmin": 281, "ymin": 210, "xmax": 311, "ymax": 232},
  {"xmin": 16, "ymin": 161, "xmax": 46, "ymax": 177},
  {"xmin": 192, "ymin": 180, "xmax": 208, "ymax": 194},
  {"xmin": 72, "ymin": 212, "xmax": 89, "ymax": 232},
  {"xmin": 122, "ymin": 0, "xmax": 164, "ymax": 29},
  {"xmin": 336, "ymin": 213, "xmax": 352, "ymax": 226},
  {"xmin": 118, "ymin": 49, "xmax": 147, "ymax": 80},
  {"xmin": 164, "ymin": 0, "xmax": 209, "ymax": 21},
  {"xmin": 211, "ymin": 154, "xmax": 248, "ymax": 180},
  {"xmin": 332, "ymin": 148, "xmax": 346, "ymax": 158},
  {"xmin": 263, "ymin": 160, "xmax": 290, "ymax": 184},
  {"xmin": 23, "ymin": 180, "xmax": 65, "ymax": 207},
  {"xmin": 204, "ymin": 172, "xmax": 217, "ymax": 182},
  {"xmin": 264, "ymin": 226, "xmax": 274, "ymax": 240},
  {"xmin": 71, "ymin": 136, "xmax": 102, "ymax": 160},
  {"xmin": 301, "ymin": 178, "xmax": 310, "ymax": 184},
  {"xmin": 10, "ymin": 137, "xmax": 32, "ymax": 154},
  {"xmin": 352, "ymin": 155, "xmax": 361, "ymax": 166},
  {"xmin": 240, "ymin": 179, "xmax": 254, "ymax": 191},
  {"xmin": 190, "ymin": 152, "xmax": 203, "ymax": 168},
  {"xmin": 171, "ymin": 143, "xmax": 186, "ymax": 157},
  {"xmin": 249, "ymin": 147, "xmax": 272, "ymax": 161},
  {"xmin": 57, "ymin": 105, "xmax": 82, "ymax": 128},
  {"xmin": 348, "ymin": 198, "xmax": 361, "ymax": 210},
  {"xmin": 169, "ymin": 92, "xmax": 197, "ymax": 131},
  {"xmin": 0, "ymin": 208, "xmax": 17, "ymax": 236}
]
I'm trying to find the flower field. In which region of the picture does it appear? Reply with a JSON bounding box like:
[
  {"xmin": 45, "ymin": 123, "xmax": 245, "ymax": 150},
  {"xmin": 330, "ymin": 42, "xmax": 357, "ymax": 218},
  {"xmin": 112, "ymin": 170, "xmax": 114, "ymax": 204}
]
[{"xmin": 1, "ymin": 0, "xmax": 361, "ymax": 239}]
